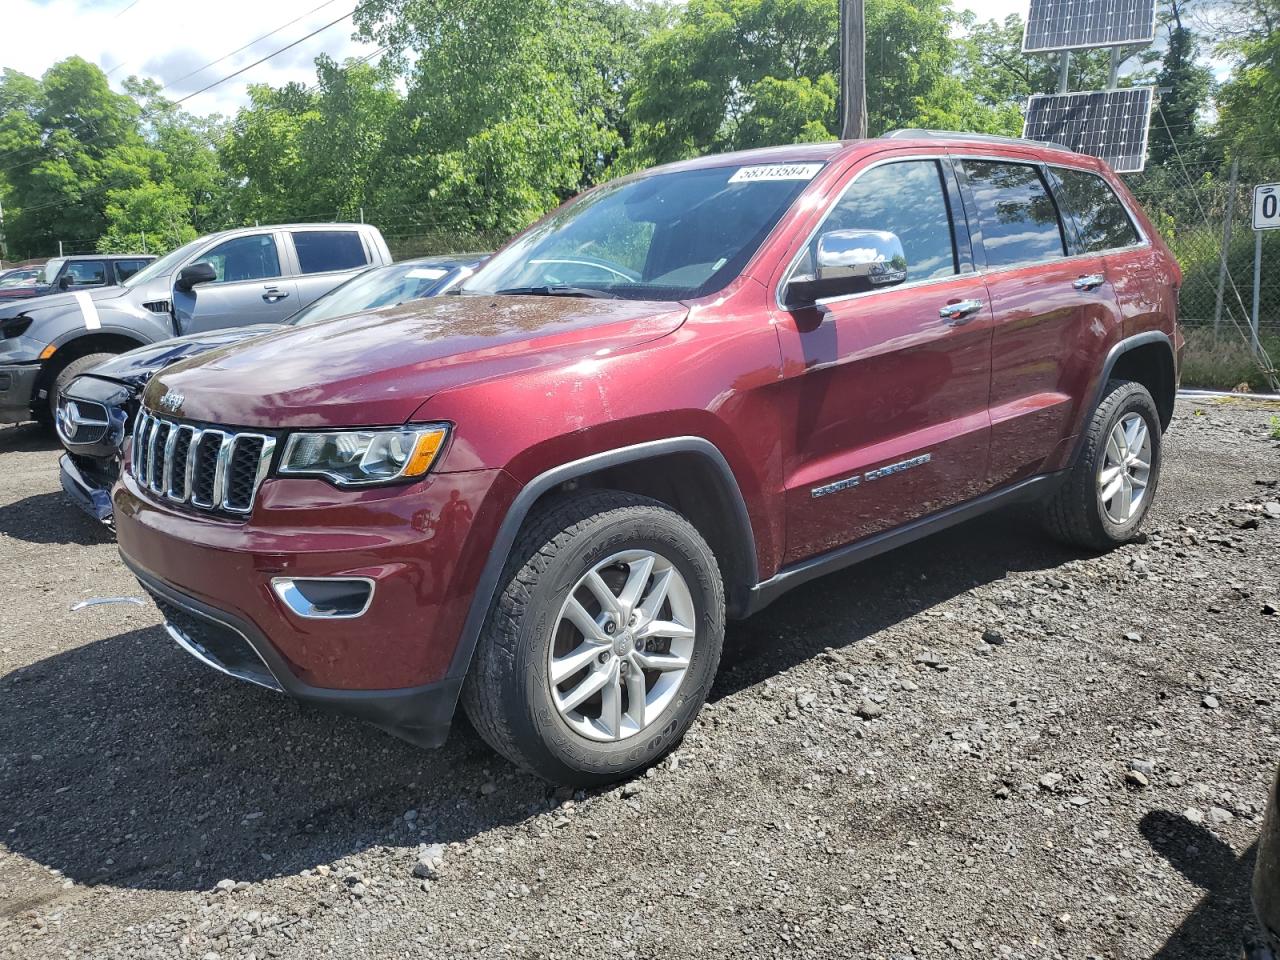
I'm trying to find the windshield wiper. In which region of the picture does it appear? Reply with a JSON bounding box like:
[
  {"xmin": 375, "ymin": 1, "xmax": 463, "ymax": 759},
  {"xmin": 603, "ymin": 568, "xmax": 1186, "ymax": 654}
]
[{"xmin": 493, "ymin": 285, "xmax": 620, "ymax": 300}]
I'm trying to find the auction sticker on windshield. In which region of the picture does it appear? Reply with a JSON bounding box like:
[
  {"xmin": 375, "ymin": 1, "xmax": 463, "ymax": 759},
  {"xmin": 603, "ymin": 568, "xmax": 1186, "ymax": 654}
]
[{"xmin": 728, "ymin": 163, "xmax": 823, "ymax": 183}]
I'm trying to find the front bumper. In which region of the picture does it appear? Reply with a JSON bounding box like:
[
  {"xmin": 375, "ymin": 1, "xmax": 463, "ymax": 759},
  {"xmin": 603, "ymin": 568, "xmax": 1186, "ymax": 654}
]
[
  {"xmin": 59, "ymin": 453, "xmax": 115, "ymax": 523},
  {"xmin": 0, "ymin": 362, "xmax": 40, "ymax": 422},
  {"xmin": 125, "ymin": 557, "xmax": 463, "ymax": 747},
  {"xmin": 113, "ymin": 464, "xmax": 518, "ymax": 745}
]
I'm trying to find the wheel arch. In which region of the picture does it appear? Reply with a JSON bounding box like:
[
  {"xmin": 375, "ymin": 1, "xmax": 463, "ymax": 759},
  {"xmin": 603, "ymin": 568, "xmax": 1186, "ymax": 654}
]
[
  {"xmin": 447, "ymin": 437, "xmax": 758, "ymax": 681},
  {"xmin": 34, "ymin": 330, "xmax": 148, "ymax": 410},
  {"xmin": 1107, "ymin": 333, "xmax": 1177, "ymax": 430},
  {"xmin": 1069, "ymin": 332, "xmax": 1175, "ymax": 466}
]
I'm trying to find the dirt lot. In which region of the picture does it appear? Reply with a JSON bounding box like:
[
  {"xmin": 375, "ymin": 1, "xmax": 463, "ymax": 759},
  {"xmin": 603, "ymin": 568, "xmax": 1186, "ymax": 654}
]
[{"xmin": 1, "ymin": 398, "xmax": 1278, "ymax": 960}]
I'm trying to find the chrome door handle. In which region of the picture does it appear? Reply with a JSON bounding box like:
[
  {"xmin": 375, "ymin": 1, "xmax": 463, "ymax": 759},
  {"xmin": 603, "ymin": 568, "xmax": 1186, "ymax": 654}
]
[
  {"xmin": 939, "ymin": 299, "xmax": 984, "ymax": 325},
  {"xmin": 262, "ymin": 288, "xmax": 290, "ymax": 303},
  {"xmin": 1073, "ymin": 274, "xmax": 1106, "ymax": 291}
]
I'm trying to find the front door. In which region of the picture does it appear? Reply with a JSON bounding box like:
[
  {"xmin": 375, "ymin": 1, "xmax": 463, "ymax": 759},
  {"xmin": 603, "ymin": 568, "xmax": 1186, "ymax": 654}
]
[
  {"xmin": 173, "ymin": 232, "xmax": 299, "ymax": 334},
  {"xmin": 773, "ymin": 156, "xmax": 994, "ymax": 564}
]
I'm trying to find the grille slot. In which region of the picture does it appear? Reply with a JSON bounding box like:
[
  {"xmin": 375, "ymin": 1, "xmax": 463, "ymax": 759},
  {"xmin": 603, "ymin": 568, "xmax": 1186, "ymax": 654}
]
[
  {"xmin": 130, "ymin": 412, "xmax": 275, "ymax": 516},
  {"xmin": 153, "ymin": 596, "xmax": 281, "ymax": 691}
]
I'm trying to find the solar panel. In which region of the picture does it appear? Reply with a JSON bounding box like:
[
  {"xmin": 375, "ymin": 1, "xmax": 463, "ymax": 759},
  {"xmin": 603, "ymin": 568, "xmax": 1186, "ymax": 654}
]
[
  {"xmin": 1023, "ymin": 87, "xmax": 1154, "ymax": 173},
  {"xmin": 1022, "ymin": 0, "xmax": 1157, "ymax": 53}
]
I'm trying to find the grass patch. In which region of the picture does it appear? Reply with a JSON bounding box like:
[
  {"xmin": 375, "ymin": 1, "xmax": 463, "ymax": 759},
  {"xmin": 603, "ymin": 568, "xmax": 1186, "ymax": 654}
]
[{"xmin": 1179, "ymin": 326, "xmax": 1280, "ymax": 392}]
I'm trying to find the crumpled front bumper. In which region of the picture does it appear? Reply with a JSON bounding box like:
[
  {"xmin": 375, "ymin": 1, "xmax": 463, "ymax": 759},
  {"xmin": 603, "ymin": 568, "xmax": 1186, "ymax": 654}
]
[{"xmin": 59, "ymin": 453, "xmax": 115, "ymax": 524}]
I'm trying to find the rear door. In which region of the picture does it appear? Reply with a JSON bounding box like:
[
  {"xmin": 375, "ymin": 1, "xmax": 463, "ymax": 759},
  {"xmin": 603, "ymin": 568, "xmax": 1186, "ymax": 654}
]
[
  {"xmin": 172, "ymin": 231, "xmax": 299, "ymax": 334},
  {"xmin": 1049, "ymin": 165, "xmax": 1157, "ymax": 342},
  {"xmin": 956, "ymin": 156, "xmax": 1123, "ymax": 487},
  {"xmin": 773, "ymin": 154, "xmax": 994, "ymax": 563},
  {"xmin": 285, "ymin": 229, "xmax": 373, "ymax": 309}
]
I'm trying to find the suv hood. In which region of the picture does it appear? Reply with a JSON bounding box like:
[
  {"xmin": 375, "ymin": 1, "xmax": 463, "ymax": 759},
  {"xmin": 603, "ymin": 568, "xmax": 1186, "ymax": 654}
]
[
  {"xmin": 146, "ymin": 296, "xmax": 688, "ymax": 427},
  {"xmin": 86, "ymin": 324, "xmax": 281, "ymax": 390},
  {"xmin": 0, "ymin": 282, "xmax": 130, "ymax": 321}
]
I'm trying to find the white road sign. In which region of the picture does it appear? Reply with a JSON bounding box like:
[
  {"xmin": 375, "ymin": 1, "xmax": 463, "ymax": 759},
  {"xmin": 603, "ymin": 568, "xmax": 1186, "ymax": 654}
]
[{"xmin": 1255, "ymin": 182, "xmax": 1280, "ymax": 230}]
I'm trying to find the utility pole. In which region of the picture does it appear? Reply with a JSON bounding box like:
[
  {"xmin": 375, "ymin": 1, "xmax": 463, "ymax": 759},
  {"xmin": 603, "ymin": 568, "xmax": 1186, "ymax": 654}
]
[
  {"xmin": 1213, "ymin": 156, "xmax": 1239, "ymax": 335},
  {"xmin": 1058, "ymin": 51, "xmax": 1071, "ymax": 93},
  {"xmin": 839, "ymin": 0, "xmax": 867, "ymax": 139}
]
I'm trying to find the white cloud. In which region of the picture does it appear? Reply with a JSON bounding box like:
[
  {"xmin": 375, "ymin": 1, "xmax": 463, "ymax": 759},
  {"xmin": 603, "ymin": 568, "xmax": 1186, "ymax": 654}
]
[{"xmin": 0, "ymin": 0, "xmax": 378, "ymax": 118}]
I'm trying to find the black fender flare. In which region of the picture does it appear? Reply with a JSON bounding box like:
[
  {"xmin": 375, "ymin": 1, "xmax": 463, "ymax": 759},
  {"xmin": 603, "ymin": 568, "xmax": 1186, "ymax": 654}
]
[
  {"xmin": 446, "ymin": 436, "xmax": 758, "ymax": 680},
  {"xmin": 1069, "ymin": 330, "xmax": 1175, "ymax": 466}
]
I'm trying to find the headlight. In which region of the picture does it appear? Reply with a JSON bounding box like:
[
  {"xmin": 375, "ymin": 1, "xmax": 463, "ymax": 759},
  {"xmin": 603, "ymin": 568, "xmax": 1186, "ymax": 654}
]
[{"xmin": 278, "ymin": 425, "xmax": 449, "ymax": 486}]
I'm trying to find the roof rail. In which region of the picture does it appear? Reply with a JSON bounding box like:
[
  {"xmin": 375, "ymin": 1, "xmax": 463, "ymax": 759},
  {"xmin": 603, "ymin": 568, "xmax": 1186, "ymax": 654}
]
[{"xmin": 880, "ymin": 129, "xmax": 1075, "ymax": 154}]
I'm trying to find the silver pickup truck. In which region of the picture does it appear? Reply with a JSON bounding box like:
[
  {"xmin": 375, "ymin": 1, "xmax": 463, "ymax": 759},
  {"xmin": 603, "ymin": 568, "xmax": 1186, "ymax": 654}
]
[{"xmin": 0, "ymin": 223, "xmax": 392, "ymax": 425}]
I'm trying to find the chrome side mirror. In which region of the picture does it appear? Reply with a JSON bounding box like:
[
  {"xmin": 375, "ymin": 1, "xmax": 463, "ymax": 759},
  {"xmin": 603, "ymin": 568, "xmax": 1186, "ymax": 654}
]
[{"xmin": 787, "ymin": 229, "xmax": 908, "ymax": 305}]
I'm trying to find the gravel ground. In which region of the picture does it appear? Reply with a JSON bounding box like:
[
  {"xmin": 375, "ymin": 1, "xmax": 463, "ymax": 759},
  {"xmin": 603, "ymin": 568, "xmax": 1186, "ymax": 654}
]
[{"xmin": 1, "ymin": 398, "xmax": 1278, "ymax": 960}]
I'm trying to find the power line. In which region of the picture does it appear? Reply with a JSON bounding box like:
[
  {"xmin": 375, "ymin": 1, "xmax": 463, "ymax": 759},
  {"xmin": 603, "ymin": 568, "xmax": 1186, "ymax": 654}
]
[
  {"xmin": 0, "ymin": 0, "xmax": 354, "ymax": 163},
  {"xmin": 166, "ymin": 0, "xmax": 346, "ymax": 90},
  {"xmin": 172, "ymin": 6, "xmax": 360, "ymax": 108}
]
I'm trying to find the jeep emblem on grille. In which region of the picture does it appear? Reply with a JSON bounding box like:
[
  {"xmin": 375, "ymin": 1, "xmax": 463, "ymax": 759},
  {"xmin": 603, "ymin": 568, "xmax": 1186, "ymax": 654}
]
[{"xmin": 158, "ymin": 392, "xmax": 184, "ymax": 413}]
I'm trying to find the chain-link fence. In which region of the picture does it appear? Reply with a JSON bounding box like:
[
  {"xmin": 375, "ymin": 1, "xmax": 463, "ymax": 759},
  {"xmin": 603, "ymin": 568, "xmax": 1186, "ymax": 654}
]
[{"xmin": 1126, "ymin": 157, "xmax": 1280, "ymax": 391}]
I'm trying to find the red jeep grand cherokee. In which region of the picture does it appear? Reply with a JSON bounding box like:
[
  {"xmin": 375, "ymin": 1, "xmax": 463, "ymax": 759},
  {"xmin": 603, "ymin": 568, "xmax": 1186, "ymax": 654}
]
[{"xmin": 114, "ymin": 131, "xmax": 1182, "ymax": 785}]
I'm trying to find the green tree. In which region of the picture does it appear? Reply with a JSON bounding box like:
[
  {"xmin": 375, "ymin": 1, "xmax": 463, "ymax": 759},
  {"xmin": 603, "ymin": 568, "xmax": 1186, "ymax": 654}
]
[
  {"xmin": 620, "ymin": 0, "xmax": 1017, "ymax": 169},
  {"xmin": 0, "ymin": 58, "xmax": 221, "ymax": 258},
  {"xmin": 1146, "ymin": 0, "xmax": 1214, "ymax": 166},
  {"xmin": 353, "ymin": 0, "xmax": 660, "ymax": 241}
]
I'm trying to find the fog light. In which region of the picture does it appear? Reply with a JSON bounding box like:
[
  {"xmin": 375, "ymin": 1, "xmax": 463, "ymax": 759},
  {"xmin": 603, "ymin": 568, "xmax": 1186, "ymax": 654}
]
[{"xmin": 272, "ymin": 577, "xmax": 375, "ymax": 619}]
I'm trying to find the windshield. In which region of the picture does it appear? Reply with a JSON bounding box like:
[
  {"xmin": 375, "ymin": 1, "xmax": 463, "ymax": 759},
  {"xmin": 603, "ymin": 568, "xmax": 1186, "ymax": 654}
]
[
  {"xmin": 287, "ymin": 260, "xmax": 465, "ymax": 326},
  {"xmin": 36, "ymin": 258, "xmax": 66, "ymax": 285},
  {"xmin": 122, "ymin": 237, "xmax": 205, "ymax": 288},
  {"xmin": 0, "ymin": 269, "xmax": 34, "ymax": 288},
  {"xmin": 461, "ymin": 162, "xmax": 823, "ymax": 301}
]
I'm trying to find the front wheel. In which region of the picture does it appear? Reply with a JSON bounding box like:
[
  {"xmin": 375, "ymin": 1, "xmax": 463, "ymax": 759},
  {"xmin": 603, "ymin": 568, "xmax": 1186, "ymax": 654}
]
[
  {"xmin": 1040, "ymin": 378, "xmax": 1163, "ymax": 549},
  {"xmin": 462, "ymin": 490, "xmax": 724, "ymax": 786}
]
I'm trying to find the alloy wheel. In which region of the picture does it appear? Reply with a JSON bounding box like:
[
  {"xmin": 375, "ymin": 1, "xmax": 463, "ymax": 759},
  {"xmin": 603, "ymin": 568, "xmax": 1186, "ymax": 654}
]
[
  {"xmin": 548, "ymin": 549, "xmax": 696, "ymax": 742},
  {"xmin": 1097, "ymin": 412, "xmax": 1153, "ymax": 524}
]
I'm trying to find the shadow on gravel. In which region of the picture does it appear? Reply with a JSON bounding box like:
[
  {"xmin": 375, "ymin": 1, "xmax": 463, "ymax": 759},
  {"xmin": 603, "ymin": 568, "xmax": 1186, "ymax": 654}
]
[
  {"xmin": 0, "ymin": 422, "xmax": 57, "ymax": 453},
  {"xmin": 0, "ymin": 491, "xmax": 114, "ymax": 545},
  {"xmin": 713, "ymin": 507, "xmax": 1083, "ymax": 701},
  {"xmin": 0, "ymin": 506, "xmax": 1084, "ymax": 899},
  {"xmin": 1140, "ymin": 809, "xmax": 1260, "ymax": 958},
  {"xmin": 0, "ymin": 627, "xmax": 540, "ymax": 898}
]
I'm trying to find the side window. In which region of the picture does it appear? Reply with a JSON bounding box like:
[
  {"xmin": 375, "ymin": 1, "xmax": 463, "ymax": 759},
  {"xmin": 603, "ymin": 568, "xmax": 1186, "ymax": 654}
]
[
  {"xmin": 1051, "ymin": 167, "xmax": 1141, "ymax": 252},
  {"xmin": 114, "ymin": 259, "xmax": 148, "ymax": 282},
  {"xmin": 65, "ymin": 260, "xmax": 109, "ymax": 286},
  {"xmin": 961, "ymin": 160, "xmax": 1066, "ymax": 268},
  {"xmin": 797, "ymin": 159, "xmax": 958, "ymax": 284},
  {"xmin": 291, "ymin": 231, "xmax": 369, "ymax": 274},
  {"xmin": 196, "ymin": 234, "xmax": 282, "ymax": 283}
]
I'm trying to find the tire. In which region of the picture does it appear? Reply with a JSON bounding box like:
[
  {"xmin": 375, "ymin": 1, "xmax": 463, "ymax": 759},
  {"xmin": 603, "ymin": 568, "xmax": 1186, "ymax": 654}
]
[
  {"xmin": 1040, "ymin": 378, "xmax": 1162, "ymax": 550},
  {"xmin": 42, "ymin": 352, "xmax": 116, "ymax": 428},
  {"xmin": 462, "ymin": 490, "xmax": 725, "ymax": 786}
]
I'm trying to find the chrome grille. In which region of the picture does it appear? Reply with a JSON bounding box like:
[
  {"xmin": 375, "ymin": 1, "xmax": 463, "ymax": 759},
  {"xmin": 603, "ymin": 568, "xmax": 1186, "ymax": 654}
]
[{"xmin": 131, "ymin": 412, "xmax": 275, "ymax": 515}]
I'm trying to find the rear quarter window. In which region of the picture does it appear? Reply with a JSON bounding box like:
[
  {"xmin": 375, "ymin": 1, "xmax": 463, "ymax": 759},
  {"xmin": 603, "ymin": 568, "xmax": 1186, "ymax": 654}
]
[
  {"xmin": 291, "ymin": 231, "xmax": 369, "ymax": 274},
  {"xmin": 1050, "ymin": 167, "xmax": 1141, "ymax": 252}
]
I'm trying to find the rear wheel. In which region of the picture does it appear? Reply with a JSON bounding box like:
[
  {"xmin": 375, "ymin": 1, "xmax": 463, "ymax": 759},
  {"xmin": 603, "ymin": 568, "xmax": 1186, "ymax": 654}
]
[
  {"xmin": 1040, "ymin": 378, "xmax": 1162, "ymax": 549},
  {"xmin": 462, "ymin": 490, "xmax": 724, "ymax": 786}
]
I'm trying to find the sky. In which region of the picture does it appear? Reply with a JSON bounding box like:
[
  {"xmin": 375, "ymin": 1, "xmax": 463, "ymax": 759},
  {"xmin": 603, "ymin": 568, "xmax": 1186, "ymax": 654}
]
[{"xmin": 0, "ymin": 0, "xmax": 1043, "ymax": 120}]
